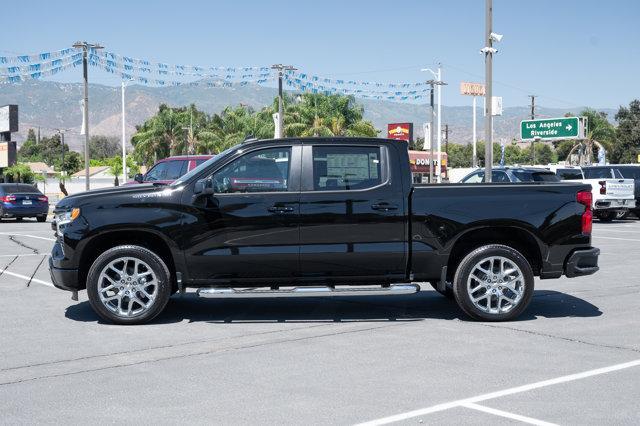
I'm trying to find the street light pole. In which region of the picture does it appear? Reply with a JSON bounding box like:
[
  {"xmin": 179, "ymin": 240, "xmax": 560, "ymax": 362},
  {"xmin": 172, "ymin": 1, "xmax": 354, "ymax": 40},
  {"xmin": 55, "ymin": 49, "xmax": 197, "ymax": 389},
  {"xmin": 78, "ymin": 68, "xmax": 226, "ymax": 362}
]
[
  {"xmin": 436, "ymin": 64, "xmax": 443, "ymax": 182},
  {"xmin": 472, "ymin": 96, "xmax": 477, "ymax": 167},
  {"xmin": 271, "ymin": 64, "xmax": 297, "ymax": 139},
  {"xmin": 121, "ymin": 80, "xmax": 129, "ymax": 184},
  {"xmin": 422, "ymin": 68, "xmax": 447, "ymax": 183},
  {"xmin": 73, "ymin": 41, "xmax": 103, "ymax": 191},
  {"xmin": 483, "ymin": 1, "xmax": 493, "ymax": 182}
]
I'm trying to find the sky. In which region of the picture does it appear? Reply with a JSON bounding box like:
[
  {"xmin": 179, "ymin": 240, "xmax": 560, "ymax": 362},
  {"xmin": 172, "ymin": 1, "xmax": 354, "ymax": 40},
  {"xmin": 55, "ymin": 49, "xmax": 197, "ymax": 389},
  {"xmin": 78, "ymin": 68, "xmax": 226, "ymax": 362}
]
[{"xmin": 3, "ymin": 0, "xmax": 640, "ymax": 109}]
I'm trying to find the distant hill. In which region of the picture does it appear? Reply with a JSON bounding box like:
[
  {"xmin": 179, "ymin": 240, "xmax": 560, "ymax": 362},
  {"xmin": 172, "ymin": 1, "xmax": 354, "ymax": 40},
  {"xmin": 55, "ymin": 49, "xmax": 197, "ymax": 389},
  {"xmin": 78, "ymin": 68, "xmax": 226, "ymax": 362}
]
[{"xmin": 0, "ymin": 80, "xmax": 618, "ymax": 151}]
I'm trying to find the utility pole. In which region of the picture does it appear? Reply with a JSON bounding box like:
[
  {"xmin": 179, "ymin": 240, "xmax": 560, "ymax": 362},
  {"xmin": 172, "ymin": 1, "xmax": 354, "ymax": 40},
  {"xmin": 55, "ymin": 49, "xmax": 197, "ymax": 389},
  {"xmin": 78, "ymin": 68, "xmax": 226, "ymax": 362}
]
[
  {"xmin": 121, "ymin": 80, "xmax": 133, "ymax": 185},
  {"xmin": 429, "ymin": 86, "xmax": 435, "ymax": 182},
  {"xmin": 529, "ymin": 95, "xmax": 536, "ymax": 165},
  {"xmin": 54, "ymin": 128, "xmax": 71, "ymax": 196},
  {"xmin": 483, "ymin": 0, "xmax": 494, "ymax": 182},
  {"xmin": 73, "ymin": 41, "xmax": 103, "ymax": 191},
  {"xmin": 472, "ymin": 96, "xmax": 478, "ymax": 168},
  {"xmin": 436, "ymin": 64, "xmax": 443, "ymax": 182},
  {"xmin": 444, "ymin": 124, "xmax": 449, "ymax": 155},
  {"xmin": 271, "ymin": 64, "xmax": 297, "ymax": 139}
]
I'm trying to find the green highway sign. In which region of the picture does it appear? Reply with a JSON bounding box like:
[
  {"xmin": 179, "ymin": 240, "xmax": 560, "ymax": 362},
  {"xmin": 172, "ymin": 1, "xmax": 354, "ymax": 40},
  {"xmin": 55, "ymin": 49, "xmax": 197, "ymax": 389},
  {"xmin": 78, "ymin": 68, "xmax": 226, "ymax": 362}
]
[{"xmin": 520, "ymin": 116, "xmax": 586, "ymax": 141}]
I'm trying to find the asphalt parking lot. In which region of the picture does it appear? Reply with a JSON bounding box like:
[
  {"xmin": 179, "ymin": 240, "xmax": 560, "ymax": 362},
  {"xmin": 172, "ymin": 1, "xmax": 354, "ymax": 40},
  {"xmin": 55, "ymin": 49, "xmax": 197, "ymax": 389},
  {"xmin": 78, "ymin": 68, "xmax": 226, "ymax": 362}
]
[{"xmin": 0, "ymin": 218, "xmax": 639, "ymax": 425}]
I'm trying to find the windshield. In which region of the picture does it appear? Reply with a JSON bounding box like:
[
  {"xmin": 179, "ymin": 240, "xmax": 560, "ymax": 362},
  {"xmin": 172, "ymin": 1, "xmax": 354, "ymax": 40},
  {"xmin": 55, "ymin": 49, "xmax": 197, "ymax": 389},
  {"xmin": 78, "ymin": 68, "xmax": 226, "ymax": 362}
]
[{"xmin": 171, "ymin": 144, "xmax": 241, "ymax": 186}]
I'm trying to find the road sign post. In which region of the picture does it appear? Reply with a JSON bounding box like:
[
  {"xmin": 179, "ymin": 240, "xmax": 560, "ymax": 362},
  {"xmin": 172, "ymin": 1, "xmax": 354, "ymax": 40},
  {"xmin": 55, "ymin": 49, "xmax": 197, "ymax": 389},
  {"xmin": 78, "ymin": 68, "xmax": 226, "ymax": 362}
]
[{"xmin": 520, "ymin": 117, "xmax": 586, "ymax": 141}]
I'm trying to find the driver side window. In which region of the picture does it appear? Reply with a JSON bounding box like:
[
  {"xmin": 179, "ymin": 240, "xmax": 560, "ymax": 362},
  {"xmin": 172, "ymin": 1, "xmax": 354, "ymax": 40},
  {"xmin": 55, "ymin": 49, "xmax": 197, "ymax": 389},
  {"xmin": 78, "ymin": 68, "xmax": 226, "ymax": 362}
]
[{"xmin": 212, "ymin": 147, "xmax": 291, "ymax": 193}]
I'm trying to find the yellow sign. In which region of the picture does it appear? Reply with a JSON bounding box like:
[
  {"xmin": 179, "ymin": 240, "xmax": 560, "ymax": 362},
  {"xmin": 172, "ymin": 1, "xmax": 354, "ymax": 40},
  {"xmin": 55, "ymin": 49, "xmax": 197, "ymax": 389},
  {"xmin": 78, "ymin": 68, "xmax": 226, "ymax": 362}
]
[{"xmin": 460, "ymin": 82, "xmax": 486, "ymax": 97}]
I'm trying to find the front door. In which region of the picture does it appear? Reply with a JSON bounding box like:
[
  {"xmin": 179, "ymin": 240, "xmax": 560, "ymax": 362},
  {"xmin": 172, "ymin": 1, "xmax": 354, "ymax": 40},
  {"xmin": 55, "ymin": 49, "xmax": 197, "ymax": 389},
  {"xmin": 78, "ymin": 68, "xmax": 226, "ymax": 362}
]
[
  {"xmin": 183, "ymin": 145, "xmax": 301, "ymax": 283},
  {"xmin": 298, "ymin": 144, "xmax": 407, "ymax": 281}
]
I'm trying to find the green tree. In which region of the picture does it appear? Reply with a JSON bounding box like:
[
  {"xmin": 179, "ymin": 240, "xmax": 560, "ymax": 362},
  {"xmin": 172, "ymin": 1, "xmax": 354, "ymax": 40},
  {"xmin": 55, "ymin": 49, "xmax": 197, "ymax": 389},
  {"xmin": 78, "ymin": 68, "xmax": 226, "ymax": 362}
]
[
  {"xmin": 2, "ymin": 163, "xmax": 35, "ymax": 183},
  {"xmin": 446, "ymin": 143, "xmax": 473, "ymax": 168},
  {"xmin": 89, "ymin": 136, "xmax": 120, "ymax": 160},
  {"xmin": 283, "ymin": 93, "xmax": 378, "ymax": 138},
  {"xmin": 611, "ymin": 100, "xmax": 640, "ymax": 164}
]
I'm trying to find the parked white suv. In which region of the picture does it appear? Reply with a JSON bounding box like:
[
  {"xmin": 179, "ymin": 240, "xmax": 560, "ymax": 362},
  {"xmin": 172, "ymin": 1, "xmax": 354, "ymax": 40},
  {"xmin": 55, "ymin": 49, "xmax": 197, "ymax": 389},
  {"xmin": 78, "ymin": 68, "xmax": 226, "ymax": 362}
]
[{"xmin": 551, "ymin": 165, "xmax": 636, "ymax": 221}]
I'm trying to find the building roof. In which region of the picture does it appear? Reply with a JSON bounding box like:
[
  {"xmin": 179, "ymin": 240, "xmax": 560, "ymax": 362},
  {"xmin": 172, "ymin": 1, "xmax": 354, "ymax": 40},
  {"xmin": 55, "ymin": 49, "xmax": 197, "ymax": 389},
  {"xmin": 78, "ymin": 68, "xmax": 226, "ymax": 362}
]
[
  {"xmin": 25, "ymin": 162, "xmax": 56, "ymax": 174},
  {"xmin": 72, "ymin": 166, "xmax": 110, "ymax": 178}
]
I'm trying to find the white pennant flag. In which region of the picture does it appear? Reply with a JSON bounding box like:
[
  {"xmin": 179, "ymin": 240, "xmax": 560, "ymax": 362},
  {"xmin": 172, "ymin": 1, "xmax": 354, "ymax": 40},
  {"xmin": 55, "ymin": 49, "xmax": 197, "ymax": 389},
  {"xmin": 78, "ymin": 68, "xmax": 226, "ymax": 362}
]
[{"xmin": 80, "ymin": 99, "xmax": 86, "ymax": 135}]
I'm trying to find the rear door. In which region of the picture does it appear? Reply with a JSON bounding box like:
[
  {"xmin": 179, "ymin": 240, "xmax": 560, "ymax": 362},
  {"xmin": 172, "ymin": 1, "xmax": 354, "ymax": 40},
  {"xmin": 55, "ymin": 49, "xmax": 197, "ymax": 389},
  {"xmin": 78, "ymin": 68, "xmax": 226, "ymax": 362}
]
[{"xmin": 298, "ymin": 143, "xmax": 406, "ymax": 281}]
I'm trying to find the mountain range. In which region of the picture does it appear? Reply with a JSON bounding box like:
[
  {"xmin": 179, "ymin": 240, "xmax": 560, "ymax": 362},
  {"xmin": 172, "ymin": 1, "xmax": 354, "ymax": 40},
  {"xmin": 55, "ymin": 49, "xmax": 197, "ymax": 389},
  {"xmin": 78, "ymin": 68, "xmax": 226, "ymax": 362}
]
[{"xmin": 0, "ymin": 80, "xmax": 618, "ymax": 152}]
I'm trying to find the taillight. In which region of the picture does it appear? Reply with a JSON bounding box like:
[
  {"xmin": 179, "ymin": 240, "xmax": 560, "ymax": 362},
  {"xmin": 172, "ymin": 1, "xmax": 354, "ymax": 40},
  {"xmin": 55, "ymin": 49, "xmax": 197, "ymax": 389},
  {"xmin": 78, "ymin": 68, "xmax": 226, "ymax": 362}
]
[
  {"xmin": 577, "ymin": 190, "xmax": 593, "ymax": 235},
  {"xmin": 2, "ymin": 195, "xmax": 16, "ymax": 202},
  {"xmin": 598, "ymin": 180, "xmax": 606, "ymax": 195},
  {"xmin": 38, "ymin": 195, "xmax": 48, "ymax": 202}
]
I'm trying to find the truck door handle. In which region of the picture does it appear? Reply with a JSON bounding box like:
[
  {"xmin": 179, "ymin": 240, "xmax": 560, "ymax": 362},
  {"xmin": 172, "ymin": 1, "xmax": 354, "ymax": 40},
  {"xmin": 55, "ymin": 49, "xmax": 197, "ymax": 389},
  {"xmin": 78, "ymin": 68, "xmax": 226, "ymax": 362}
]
[
  {"xmin": 268, "ymin": 205, "xmax": 294, "ymax": 213},
  {"xmin": 371, "ymin": 203, "xmax": 398, "ymax": 211}
]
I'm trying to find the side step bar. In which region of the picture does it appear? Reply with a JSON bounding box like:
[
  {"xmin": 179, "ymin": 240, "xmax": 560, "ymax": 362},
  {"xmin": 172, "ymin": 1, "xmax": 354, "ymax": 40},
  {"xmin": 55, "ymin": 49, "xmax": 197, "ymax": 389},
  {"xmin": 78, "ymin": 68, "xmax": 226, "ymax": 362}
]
[{"xmin": 196, "ymin": 284, "xmax": 420, "ymax": 299}]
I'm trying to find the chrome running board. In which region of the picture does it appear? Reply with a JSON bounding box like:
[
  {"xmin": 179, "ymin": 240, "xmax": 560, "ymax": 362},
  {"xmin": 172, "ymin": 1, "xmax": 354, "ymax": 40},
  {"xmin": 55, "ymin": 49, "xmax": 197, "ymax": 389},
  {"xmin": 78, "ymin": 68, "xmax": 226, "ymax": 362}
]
[{"xmin": 196, "ymin": 284, "xmax": 420, "ymax": 298}]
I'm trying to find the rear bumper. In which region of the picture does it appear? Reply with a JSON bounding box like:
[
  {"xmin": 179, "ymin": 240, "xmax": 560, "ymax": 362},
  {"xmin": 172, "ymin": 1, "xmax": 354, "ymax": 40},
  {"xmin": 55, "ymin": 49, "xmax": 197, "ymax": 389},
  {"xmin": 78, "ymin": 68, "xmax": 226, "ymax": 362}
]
[
  {"xmin": 594, "ymin": 199, "xmax": 636, "ymax": 210},
  {"xmin": 48, "ymin": 256, "xmax": 80, "ymax": 291},
  {"xmin": 565, "ymin": 247, "xmax": 600, "ymax": 278}
]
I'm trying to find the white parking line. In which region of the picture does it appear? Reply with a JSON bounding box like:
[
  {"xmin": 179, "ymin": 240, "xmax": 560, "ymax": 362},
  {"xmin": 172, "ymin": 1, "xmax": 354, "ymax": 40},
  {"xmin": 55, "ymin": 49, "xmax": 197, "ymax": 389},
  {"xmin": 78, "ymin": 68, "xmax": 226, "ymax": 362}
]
[
  {"xmin": 0, "ymin": 233, "xmax": 56, "ymax": 242},
  {"xmin": 460, "ymin": 402, "xmax": 557, "ymax": 426},
  {"xmin": 0, "ymin": 267, "xmax": 54, "ymax": 287},
  {"xmin": 596, "ymin": 236, "xmax": 640, "ymax": 243},
  {"xmin": 357, "ymin": 359, "xmax": 640, "ymax": 425},
  {"xmin": 0, "ymin": 254, "xmax": 49, "ymax": 258}
]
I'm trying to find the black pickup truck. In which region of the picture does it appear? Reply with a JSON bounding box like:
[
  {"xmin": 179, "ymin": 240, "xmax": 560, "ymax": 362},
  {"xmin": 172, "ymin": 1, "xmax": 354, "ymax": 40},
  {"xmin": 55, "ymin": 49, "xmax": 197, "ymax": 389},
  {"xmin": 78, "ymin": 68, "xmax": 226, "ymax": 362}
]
[{"xmin": 50, "ymin": 137, "xmax": 599, "ymax": 324}]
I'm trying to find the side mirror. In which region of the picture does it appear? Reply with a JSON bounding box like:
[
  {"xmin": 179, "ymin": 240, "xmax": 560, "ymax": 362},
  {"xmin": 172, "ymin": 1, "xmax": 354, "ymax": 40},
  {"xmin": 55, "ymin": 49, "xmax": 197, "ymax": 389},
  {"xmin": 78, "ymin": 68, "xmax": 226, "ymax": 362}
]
[
  {"xmin": 134, "ymin": 173, "xmax": 144, "ymax": 183},
  {"xmin": 194, "ymin": 177, "xmax": 215, "ymax": 195}
]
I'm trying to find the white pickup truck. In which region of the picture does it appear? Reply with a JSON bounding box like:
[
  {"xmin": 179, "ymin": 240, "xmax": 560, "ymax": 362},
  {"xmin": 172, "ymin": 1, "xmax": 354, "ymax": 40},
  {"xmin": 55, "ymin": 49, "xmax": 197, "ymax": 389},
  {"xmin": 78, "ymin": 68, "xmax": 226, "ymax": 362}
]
[{"xmin": 552, "ymin": 165, "xmax": 636, "ymax": 221}]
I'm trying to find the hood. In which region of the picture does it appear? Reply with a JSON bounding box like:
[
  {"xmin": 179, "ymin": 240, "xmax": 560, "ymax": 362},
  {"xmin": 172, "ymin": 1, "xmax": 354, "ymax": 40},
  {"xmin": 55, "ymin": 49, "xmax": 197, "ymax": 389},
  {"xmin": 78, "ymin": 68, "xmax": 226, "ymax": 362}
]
[{"xmin": 55, "ymin": 184, "xmax": 173, "ymax": 210}]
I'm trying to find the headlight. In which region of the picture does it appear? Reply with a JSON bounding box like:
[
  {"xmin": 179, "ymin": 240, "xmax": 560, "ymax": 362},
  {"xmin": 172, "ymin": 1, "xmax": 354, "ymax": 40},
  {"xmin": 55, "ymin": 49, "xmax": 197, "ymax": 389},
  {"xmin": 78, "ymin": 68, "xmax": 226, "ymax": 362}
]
[
  {"xmin": 56, "ymin": 208, "xmax": 81, "ymax": 226},
  {"xmin": 55, "ymin": 208, "xmax": 80, "ymax": 236}
]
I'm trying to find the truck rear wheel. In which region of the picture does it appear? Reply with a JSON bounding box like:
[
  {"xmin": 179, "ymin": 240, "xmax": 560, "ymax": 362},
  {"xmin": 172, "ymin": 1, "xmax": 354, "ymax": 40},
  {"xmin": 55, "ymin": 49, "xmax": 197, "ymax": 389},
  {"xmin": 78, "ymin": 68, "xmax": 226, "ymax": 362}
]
[
  {"xmin": 86, "ymin": 245, "xmax": 172, "ymax": 325},
  {"xmin": 452, "ymin": 244, "xmax": 534, "ymax": 321}
]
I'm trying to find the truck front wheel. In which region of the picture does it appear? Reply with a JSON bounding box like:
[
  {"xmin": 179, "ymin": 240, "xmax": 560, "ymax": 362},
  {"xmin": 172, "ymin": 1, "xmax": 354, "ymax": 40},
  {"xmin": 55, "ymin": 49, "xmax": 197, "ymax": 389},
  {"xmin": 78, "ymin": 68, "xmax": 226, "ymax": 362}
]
[
  {"xmin": 86, "ymin": 245, "xmax": 172, "ymax": 325},
  {"xmin": 452, "ymin": 244, "xmax": 534, "ymax": 321}
]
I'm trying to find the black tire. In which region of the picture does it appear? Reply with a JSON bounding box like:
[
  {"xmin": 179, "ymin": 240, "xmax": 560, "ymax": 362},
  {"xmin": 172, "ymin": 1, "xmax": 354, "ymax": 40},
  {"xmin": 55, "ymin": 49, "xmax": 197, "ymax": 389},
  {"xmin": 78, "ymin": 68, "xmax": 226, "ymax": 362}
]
[
  {"xmin": 429, "ymin": 281, "xmax": 454, "ymax": 299},
  {"xmin": 452, "ymin": 244, "xmax": 534, "ymax": 321},
  {"xmin": 86, "ymin": 245, "xmax": 172, "ymax": 325},
  {"xmin": 37, "ymin": 216, "xmax": 46, "ymax": 223},
  {"xmin": 596, "ymin": 211, "xmax": 616, "ymax": 222}
]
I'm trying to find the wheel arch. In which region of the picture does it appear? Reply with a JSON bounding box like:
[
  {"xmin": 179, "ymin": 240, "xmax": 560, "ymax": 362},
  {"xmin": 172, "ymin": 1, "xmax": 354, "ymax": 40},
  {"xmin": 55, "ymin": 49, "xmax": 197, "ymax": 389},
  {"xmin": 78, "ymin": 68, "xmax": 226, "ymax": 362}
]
[
  {"xmin": 78, "ymin": 229, "xmax": 178, "ymax": 291},
  {"xmin": 446, "ymin": 225, "xmax": 544, "ymax": 279}
]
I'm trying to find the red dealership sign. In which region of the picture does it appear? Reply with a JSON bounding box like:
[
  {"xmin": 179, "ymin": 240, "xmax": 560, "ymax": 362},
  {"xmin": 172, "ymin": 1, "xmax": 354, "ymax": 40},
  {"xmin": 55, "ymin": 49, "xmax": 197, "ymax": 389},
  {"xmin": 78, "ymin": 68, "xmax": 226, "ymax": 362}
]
[{"xmin": 387, "ymin": 123, "xmax": 413, "ymax": 142}]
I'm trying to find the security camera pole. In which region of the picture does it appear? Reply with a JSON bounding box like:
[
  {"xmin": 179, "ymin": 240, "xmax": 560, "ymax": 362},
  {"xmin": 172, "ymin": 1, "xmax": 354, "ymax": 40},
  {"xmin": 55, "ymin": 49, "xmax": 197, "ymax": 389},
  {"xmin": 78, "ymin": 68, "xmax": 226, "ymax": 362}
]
[
  {"xmin": 73, "ymin": 41, "xmax": 103, "ymax": 190},
  {"xmin": 271, "ymin": 64, "xmax": 297, "ymax": 139}
]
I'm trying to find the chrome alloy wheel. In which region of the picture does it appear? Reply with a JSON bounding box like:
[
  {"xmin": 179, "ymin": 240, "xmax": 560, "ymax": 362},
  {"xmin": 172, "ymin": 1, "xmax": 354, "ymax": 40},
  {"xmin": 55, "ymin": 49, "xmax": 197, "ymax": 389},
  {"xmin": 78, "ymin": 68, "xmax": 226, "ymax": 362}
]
[
  {"xmin": 97, "ymin": 257, "xmax": 158, "ymax": 318},
  {"xmin": 466, "ymin": 255, "xmax": 525, "ymax": 315}
]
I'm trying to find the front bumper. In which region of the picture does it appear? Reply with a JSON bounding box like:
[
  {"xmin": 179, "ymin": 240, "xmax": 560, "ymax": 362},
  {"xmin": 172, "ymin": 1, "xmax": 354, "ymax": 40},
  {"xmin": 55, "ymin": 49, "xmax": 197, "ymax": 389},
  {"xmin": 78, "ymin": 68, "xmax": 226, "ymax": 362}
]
[
  {"xmin": 48, "ymin": 253, "xmax": 80, "ymax": 291},
  {"xmin": 565, "ymin": 247, "xmax": 600, "ymax": 278}
]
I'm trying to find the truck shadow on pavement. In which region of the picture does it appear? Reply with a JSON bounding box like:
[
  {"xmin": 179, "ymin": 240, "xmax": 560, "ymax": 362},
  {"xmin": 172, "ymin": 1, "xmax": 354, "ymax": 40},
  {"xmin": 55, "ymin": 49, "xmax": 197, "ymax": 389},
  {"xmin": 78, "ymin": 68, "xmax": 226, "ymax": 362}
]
[{"xmin": 65, "ymin": 289, "xmax": 602, "ymax": 324}]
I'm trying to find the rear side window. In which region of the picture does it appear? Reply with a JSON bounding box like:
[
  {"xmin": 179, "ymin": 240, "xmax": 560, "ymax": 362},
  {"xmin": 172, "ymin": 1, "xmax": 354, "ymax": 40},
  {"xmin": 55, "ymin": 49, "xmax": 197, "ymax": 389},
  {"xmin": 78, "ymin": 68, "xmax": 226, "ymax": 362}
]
[
  {"xmin": 312, "ymin": 146, "xmax": 382, "ymax": 191},
  {"xmin": 583, "ymin": 168, "xmax": 612, "ymax": 179},
  {"xmin": 165, "ymin": 160, "xmax": 186, "ymax": 180},
  {"xmin": 556, "ymin": 169, "xmax": 583, "ymax": 180},
  {"xmin": 492, "ymin": 171, "xmax": 510, "ymax": 182},
  {"xmin": 616, "ymin": 167, "xmax": 640, "ymax": 179}
]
